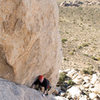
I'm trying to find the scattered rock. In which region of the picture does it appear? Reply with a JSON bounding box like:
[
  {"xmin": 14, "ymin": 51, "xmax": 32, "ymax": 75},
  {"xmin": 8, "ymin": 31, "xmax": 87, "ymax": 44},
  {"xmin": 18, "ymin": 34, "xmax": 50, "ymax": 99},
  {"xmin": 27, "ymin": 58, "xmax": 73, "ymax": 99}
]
[
  {"xmin": 63, "ymin": 69, "xmax": 71, "ymax": 74},
  {"xmin": 67, "ymin": 69, "xmax": 77, "ymax": 77},
  {"xmin": 83, "ymin": 76, "xmax": 90, "ymax": 83},
  {"xmin": 89, "ymin": 93, "xmax": 97, "ymax": 100},
  {"xmin": 67, "ymin": 86, "xmax": 81, "ymax": 98},
  {"xmin": 60, "ymin": 92, "xmax": 66, "ymax": 97},
  {"xmin": 53, "ymin": 87, "xmax": 61, "ymax": 95},
  {"xmin": 79, "ymin": 95, "xmax": 87, "ymax": 100},
  {"xmin": 83, "ymin": 83, "xmax": 91, "ymax": 88},
  {"xmin": 57, "ymin": 69, "xmax": 100, "ymax": 99},
  {"xmin": 91, "ymin": 74, "xmax": 98, "ymax": 84},
  {"xmin": 94, "ymin": 83, "xmax": 100, "ymax": 94},
  {"xmin": 73, "ymin": 76, "xmax": 83, "ymax": 84},
  {"xmin": 54, "ymin": 96, "xmax": 68, "ymax": 100}
]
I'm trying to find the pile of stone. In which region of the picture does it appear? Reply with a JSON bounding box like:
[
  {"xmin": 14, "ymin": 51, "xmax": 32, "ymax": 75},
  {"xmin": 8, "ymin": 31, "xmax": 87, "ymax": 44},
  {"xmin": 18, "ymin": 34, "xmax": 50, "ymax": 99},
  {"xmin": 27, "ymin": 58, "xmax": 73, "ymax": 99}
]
[
  {"xmin": 54, "ymin": 69, "xmax": 100, "ymax": 100},
  {"xmin": 59, "ymin": 0, "xmax": 100, "ymax": 7}
]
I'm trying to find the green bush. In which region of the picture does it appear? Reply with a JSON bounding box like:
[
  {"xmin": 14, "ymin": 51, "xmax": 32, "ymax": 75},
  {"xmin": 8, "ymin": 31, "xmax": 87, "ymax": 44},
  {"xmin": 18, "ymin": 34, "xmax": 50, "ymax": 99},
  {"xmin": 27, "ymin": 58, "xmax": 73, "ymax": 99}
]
[
  {"xmin": 58, "ymin": 72, "xmax": 66, "ymax": 84},
  {"xmin": 78, "ymin": 46, "xmax": 83, "ymax": 49},
  {"xmin": 62, "ymin": 39, "xmax": 67, "ymax": 43},
  {"xmin": 82, "ymin": 43, "xmax": 89, "ymax": 47},
  {"xmin": 67, "ymin": 80, "xmax": 75, "ymax": 86},
  {"xmin": 83, "ymin": 67, "xmax": 95, "ymax": 75},
  {"xmin": 84, "ymin": 54, "xmax": 89, "ymax": 57},
  {"xmin": 91, "ymin": 56, "xmax": 98, "ymax": 61},
  {"xmin": 64, "ymin": 58, "xmax": 67, "ymax": 61}
]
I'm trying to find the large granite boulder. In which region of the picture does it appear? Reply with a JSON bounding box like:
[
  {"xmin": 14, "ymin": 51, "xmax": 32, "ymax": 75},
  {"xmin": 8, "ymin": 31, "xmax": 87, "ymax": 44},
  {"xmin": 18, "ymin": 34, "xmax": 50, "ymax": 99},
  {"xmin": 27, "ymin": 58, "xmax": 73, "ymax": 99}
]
[
  {"xmin": 0, "ymin": 0, "xmax": 61, "ymax": 86},
  {"xmin": 0, "ymin": 78, "xmax": 56, "ymax": 100}
]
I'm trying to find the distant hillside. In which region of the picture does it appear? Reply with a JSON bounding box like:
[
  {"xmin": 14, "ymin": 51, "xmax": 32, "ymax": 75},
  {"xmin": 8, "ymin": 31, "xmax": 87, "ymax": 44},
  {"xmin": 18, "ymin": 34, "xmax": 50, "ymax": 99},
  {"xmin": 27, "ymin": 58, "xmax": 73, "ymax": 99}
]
[
  {"xmin": 57, "ymin": 0, "xmax": 100, "ymax": 72},
  {"xmin": 57, "ymin": 0, "xmax": 100, "ymax": 6}
]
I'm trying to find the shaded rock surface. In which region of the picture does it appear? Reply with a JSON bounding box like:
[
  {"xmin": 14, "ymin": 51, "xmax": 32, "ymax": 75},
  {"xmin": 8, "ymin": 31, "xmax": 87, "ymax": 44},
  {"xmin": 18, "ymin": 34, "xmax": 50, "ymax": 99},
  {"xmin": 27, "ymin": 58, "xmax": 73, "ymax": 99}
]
[
  {"xmin": 0, "ymin": 78, "xmax": 57, "ymax": 100},
  {"xmin": 0, "ymin": 0, "xmax": 62, "ymax": 86}
]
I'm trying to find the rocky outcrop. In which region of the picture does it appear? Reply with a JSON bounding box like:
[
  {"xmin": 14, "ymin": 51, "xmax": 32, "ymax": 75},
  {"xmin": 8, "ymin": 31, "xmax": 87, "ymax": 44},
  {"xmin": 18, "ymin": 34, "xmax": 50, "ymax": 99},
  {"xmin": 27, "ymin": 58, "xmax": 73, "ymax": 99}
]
[
  {"xmin": 54, "ymin": 69, "xmax": 100, "ymax": 100},
  {"xmin": 0, "ymin": 78, "xmax": 56, "ymax": 100},
  {"xmin": 0, "ymin": 0, "xmax": 61, "ymax": 86},
  {"xmin": 59, "ymin": 0, "xmax": 100, "ymax": 7}
]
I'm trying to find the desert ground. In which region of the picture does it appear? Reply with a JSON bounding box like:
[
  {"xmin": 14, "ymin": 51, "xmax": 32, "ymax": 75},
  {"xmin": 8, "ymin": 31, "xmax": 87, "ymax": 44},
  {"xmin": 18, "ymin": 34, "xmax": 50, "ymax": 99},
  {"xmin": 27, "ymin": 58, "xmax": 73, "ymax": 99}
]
[{"xmin": 57, "ymin": 0, "xmax": 100, "ymax": 73}]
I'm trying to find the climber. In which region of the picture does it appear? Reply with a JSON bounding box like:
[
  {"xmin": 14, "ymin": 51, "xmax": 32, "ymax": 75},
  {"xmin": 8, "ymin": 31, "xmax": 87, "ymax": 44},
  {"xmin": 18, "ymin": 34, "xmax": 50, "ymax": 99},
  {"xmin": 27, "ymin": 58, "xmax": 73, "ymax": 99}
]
[{"xmin": 30, "ymin": 75, "xmax": 51, "ymax": 96}]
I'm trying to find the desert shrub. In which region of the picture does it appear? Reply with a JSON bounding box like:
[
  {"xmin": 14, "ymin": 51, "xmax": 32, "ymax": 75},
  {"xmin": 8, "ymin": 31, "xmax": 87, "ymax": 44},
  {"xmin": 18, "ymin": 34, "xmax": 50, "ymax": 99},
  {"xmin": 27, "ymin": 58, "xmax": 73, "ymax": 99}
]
[
  {"xmin": 64, "ymin": 58, "xmax": 67, "ymax": 61},
  {"xmin": 58, "ymin": 72, "xmax": 66, "ymax": 85},
  {"xmin": 83, "ymin": 67, "xmax": 95, "ymax": 75},
  {"xmin": 67, "ymin": 79, "xmax": 75, "ymax": 86},
  {"xmin": 82, "ymin": 43, "xmax": 89, "ymax": 47},
  {"xmin": 62, "ymin": 38, "xmax": 67, "ymax": 43},
  {"xmin": 91, "ymin": 56, "xmax": 98, "ymax": 61},
  {"xmin": 78, "ymin": 45, "xmax": 83, "ymax": 49}
]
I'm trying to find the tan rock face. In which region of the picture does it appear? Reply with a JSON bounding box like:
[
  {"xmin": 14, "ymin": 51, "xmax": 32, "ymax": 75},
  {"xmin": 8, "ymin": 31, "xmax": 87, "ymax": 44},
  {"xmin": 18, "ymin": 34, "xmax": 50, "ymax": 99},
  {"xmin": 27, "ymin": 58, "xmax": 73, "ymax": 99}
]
[{"xmin": 0, "ymin": 0, "xmax": 62, "ymax": 86}]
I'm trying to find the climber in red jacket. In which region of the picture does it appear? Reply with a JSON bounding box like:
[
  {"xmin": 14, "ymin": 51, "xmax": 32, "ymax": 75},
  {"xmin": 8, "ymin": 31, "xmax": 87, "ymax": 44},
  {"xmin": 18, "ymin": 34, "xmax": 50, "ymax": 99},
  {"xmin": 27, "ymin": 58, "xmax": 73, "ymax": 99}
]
[{"xmin": 30, "ymin": 75, "xmax": 51, "ymax": 95}]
